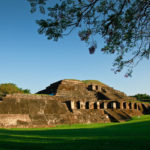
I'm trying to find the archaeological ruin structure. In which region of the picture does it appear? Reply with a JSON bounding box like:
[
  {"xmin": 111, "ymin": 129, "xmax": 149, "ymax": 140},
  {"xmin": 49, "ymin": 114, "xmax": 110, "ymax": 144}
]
[{"xmin": 0, "ymin": 79, "xmax": 149, "ymax": 127}]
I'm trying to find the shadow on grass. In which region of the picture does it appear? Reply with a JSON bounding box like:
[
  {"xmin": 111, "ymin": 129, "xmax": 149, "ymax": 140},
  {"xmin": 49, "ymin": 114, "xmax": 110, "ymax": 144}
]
[{"xmin": 0, "ymin": 120, "xmax": 150, "ymax": 150}]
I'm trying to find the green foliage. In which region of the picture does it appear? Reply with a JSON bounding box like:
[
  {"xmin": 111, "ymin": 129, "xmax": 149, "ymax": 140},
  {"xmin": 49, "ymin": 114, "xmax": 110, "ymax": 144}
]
[
  {"xmin": 82, "ymin": 80, "xmax": 106, "ymax": 85},
  {"xmin": 27, "ymin": 0, "xmax": 150, "ymax": 76},
  {"xmin": 67, "ymin": 79, "xmax": 81, "ymax": 81},
  {"xmin": 18, "ymin": 88, "xmax": 31, "ymax": 94},
  {"xmin": 0, "ymin": 83, "xmax": 30, "ymax": 96},
  {"xmin": 132, "ymin": 93, "xmax": 150, "ymax": 101},
  {"xmin": 0, "ymin": 115, "xmax": 150, "ymax": 150},
  {"xmin": 67, "ymin": 79, "xmax": 106, "ymax": 85}
]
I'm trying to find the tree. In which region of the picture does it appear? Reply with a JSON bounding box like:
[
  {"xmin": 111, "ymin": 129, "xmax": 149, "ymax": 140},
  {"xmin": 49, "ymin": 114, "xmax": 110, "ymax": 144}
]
[
  {"xmin": 0, "ymin": 83, "xmax": 30, "ymax": 96},
  {"xmin": 132, "ymin": 93, "xmax": 150, "ymax": 100},
  {"xmin": 27, "ymin": 0, "xmax": 150, "ymax": 76}
]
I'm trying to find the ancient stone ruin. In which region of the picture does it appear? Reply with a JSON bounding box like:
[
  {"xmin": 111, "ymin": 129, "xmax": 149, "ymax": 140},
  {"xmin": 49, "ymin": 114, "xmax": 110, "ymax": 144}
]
[{"xmin": 0, "ymin": 79, "xmax": 150, "ymax": 127}]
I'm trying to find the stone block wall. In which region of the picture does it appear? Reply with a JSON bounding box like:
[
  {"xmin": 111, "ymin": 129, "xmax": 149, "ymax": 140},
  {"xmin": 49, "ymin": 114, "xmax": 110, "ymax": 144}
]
[{"xmin": 0, "ymin": 79, "xmax": 149, "ymax": 127}]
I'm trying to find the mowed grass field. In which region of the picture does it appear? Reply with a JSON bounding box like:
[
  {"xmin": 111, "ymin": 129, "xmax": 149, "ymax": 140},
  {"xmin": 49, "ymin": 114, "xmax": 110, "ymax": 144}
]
[{"xmin": 0, "ymin": 115, "xmax": 150, "ymax": 150}]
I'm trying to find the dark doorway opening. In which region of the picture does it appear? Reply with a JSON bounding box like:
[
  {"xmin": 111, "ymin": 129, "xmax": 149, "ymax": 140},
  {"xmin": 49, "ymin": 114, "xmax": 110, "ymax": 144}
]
[
  {"xmin": 94, "ymin": 102, "xmax": 97, "ymax": 109},
  {"xmin": 116, "ymin": 102, "xmax": 120, "ymax": 109},
  {"xmin": 100, "ymin": 102, "xmax": 104, "ymax": 109},
  {"xmin": 134, "ymin": 103, "xmax": 137, "ymax": 109},
  {"xmin": 96, "ymin": 86, "xmax": 99, "ymax": 90},
  {"xmin": 107, "ymin": 102, "xmax": 113, "ymax": 109},
  {"xmin": 129, "ymin": 103, "xmax": 132, "ymax": 109},
  {"xmin": 65, "ymin": 101, "xmax": 72, "ymax": 112},
  {"xmin": 85, "ymin": 102, "xmax": 89, "ymax": 109},
  {"xmin": 76, "ymin": 101, "xmax": 80, "ymax": 109},
  {"xmin": 123, "ymin": 102, "xmax": 126, "ymax": 109}
]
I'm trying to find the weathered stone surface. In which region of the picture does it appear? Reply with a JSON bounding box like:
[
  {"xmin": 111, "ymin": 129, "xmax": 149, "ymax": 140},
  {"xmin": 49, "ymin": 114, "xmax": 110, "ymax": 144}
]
[
  {"xmin": 0, "ymin": 114, "xmax": 31, "ymax": 127},
  {"xmin": 0, "ymin": 79, "xmax": 149, "ymax": 128},
  {"xmin": 30, "ymin": 114, "xmax": 47, "ymax": 125},
  {"xmin": 44, "ymin": 100, "xmax": 68, "ymax": 114}
]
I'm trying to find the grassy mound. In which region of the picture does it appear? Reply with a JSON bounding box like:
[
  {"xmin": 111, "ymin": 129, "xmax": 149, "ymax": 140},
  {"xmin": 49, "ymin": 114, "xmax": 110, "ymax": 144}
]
[
  {"xmin": 67, "ymin": 79, "xmax": 107, "ymax": 86},
  {"xmin": 82, "ymin": 80, "xmax": 107, "ymax": 85},
  {"xmin": 0, "ymin": 115, "xmax": 150, "ymax": 150}
]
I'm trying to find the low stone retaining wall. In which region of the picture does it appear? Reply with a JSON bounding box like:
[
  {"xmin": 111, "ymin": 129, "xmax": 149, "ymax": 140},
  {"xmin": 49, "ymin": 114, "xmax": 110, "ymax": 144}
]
[{"xmin": 0, "ymin": 94, "xmax": 149, "ymax": 127}]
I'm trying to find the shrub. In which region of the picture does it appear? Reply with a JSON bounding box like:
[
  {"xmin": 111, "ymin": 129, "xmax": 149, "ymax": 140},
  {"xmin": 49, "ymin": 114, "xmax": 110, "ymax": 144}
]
[
  {"xmin": 132, "ymin": 94, "xmax": 150, "ymax": 100},
  {"xmin": 0, "ymin": 83, "xmax": 30, "ymax": 96}
]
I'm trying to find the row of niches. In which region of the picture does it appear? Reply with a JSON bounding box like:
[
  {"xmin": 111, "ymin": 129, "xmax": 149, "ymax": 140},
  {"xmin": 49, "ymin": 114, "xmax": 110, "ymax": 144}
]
[
  {"xmin": 88, "ymin": 85, "xmax": 106, "ymax": 93},
  {"xmin": 66, "ymin": 101, "xmax": 142, "ymax": 111}
]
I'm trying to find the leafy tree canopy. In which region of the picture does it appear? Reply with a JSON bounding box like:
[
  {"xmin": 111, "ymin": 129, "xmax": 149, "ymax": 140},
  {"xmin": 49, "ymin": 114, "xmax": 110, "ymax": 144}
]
[
  {"xmin": 27, "ymin": 0, "xmax": 150, "ymax": 76},
  {"xmin": 132, "ymin": 93, "xmax": 150, "ymax": 100},
  {"xmin": 0, "ymin": 83, "xmax": 30, "ymax": 96}
]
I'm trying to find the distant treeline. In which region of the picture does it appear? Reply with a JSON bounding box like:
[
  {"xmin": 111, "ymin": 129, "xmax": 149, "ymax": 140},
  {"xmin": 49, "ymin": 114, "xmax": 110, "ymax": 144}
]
[
  {"xmin": 0, "ymin": 83, "xmax": 30, "ymax": 96},
  {"xmin": 132, "ymin": 94, "xmax": 150, "ymax": 101}
]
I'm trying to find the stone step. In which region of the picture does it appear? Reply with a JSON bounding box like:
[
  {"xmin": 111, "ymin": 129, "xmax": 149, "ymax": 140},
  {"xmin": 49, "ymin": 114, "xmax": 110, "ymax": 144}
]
[{"xmin": 104, "ymin": 109, "xmax": 130, "ymax": 122}]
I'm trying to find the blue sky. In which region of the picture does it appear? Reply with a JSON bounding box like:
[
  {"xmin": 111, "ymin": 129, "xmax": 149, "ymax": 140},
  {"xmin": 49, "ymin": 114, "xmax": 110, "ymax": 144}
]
[{"xmin": 0, "ymin": 0, "xmax": 150, "ymax": 95}]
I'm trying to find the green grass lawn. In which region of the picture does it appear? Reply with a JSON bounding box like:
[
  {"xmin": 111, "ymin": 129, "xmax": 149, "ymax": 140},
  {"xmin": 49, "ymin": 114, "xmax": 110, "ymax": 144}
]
[{"xmin": 0, "ymin": 115, "xmax": 150, "ymax": 150}]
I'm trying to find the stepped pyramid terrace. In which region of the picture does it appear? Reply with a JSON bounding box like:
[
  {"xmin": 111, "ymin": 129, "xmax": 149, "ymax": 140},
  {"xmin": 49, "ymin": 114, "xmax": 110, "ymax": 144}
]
[{"xmin": 0, "ymin": 79, "xmax": 150, "ymax": 127}]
